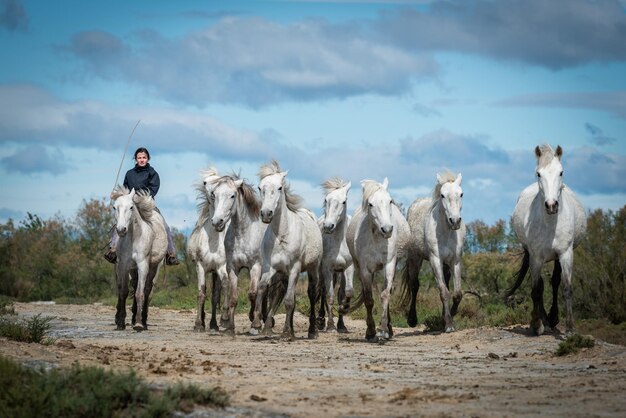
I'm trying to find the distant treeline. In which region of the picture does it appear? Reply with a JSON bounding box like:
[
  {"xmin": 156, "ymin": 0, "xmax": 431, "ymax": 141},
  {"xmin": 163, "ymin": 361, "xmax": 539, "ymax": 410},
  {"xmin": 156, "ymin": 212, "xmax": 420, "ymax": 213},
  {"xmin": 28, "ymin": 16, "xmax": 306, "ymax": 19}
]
[{"xmin": 0, "ymin": 198, "xmax": 624, "ymax": 325}]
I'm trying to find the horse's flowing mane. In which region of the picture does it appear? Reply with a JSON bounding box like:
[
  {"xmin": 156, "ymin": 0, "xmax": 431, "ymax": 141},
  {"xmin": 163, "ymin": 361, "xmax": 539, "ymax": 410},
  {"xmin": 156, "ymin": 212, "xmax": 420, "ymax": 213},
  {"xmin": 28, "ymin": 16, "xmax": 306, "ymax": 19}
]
[
  {"xmin": 258, "ymin": 160, "xmax": 302, "ymax": 212},
  {"xmin": 536, "ymin": 144, "xmax": 557, "ymax": 169},
  {"xmin": 322, "ymin": 177, "xmax": 349, "ymax": 193},
  {"xmin": 361, "ymin": 179, "xmax": 385, "ymax": 211},
  {"xmin": 112, "ymin": 186, "xmax": 155, "ymax": 223},
  {"xmin": 432, "ymin": 170, "xmax": 458, "ymax": 201},
  {"xmin": 215, "ymin": 174, "xmax": 261, "ymax": 217}
]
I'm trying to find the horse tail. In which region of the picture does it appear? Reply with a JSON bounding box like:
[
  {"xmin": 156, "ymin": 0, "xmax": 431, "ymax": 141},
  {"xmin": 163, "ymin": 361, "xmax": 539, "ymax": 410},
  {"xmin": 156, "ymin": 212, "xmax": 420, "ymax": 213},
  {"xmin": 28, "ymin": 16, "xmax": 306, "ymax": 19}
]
[
  {"xmin": 347, "ymin": 288, "xmax": 364, "ymax": 313},
  {"xmin": 504, "ymin": 248, "xmax": 530, "ymax": 301},
  {"xmin": 267, "ymin": 273, "xmax": 288, "ymax": 313},
  {"xmin": 398, "ymin": 262, "xmax": 412, "ymax": 310}
]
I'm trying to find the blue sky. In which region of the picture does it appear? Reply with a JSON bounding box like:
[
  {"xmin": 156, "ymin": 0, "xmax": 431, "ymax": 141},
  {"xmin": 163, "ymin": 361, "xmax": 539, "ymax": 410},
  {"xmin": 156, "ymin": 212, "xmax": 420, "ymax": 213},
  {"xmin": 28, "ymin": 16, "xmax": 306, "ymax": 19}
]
[{"xmin": 0, "ymin": 0, "xmax": 624, "ymax": 232}]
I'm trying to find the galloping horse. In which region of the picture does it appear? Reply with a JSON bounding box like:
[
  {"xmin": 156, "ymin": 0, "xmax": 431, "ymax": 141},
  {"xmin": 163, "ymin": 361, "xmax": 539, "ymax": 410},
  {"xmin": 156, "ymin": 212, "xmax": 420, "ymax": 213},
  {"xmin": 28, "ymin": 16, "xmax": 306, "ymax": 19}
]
[
  {"xmin": 347, "ymin": 178, "xmax": 410, "ymax": 342},
  {"xmin": 210, "ymin": 173, "xmax": 269, "ymax": 335},
  {"xmin": 507, "ymin": 145, "xmax": 586, "ymax": 335},
  {"xmin": 400, "ymin": 171, "xmax": 465, "ymax": 333},
  {"xmin": 317, "ymin": 177, "xmax": 354, "ymax": 332},
  {"xmin": 111, "ymin": 186, "xmax": 167, "ymax": 331},
  {"xmin": 187, "ymin": 167, "xmax": 229, "ymax": 333},
  {"xmin": 251, "ymin": 161, "xmax": 323, "ymax": 340}
]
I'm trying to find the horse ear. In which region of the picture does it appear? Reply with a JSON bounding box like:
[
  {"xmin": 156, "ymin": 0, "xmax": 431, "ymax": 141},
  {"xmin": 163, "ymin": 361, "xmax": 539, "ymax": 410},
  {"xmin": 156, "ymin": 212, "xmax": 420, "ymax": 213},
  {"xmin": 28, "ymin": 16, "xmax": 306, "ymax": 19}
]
[
  {"xmin": 436, "ymin": 173, "xmax": 443, "ymax": 184},
  {"xmin": 382, "ymin": 177, "xmax": 389, "ymax": 190},
  {"xmin": 555, "ymin": 145, "xmax": 563, "ymax": 159},
  {"xmin": 280, "ymin": 170, "xmax": 289, "ymax": 179},
  {"xmin": 455, "ymin": 173, "xmax": 463, "ymax": 185},
  {"xmin": 346, "ymin": 181, "xmax": 352, "ymax": 191},
  {"xmin": 130, "ymin": 188, "xmax": 136, "ymax": 198},
  {"xmin": 234, "ymin": 179, "xmax": 244, "ymax": 188},
  {"xmin": 534, "ymin": 145, "xmax": 542, "ymax": 159}
]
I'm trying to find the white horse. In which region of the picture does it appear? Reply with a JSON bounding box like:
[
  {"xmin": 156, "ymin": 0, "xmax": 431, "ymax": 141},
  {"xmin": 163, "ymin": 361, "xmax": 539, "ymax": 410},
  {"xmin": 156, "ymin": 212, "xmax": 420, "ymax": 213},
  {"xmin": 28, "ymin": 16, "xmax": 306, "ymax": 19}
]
[
  {"xmin": 507, "ymin": 144, "xmax": 587, "ymax": 335},
  {"xmin": 111, "ymin": 186, "xmax": 167, "ymax": 331},
  {"xmin": 316, "ymin": 177, "xmax": 354, "ymax": 333},
  {"xmin": 251, "ymin": 160, "xmax": 323, "ymax": 340},
  {"xmin": 347, "ymin": 178, "xmax": 410, "ymax": 342},
  {"xmin": 400, "ymin": 171, "xmax": 465, "ymax": 333},
  {"xmin": 210, "ymin": 173, "xmax": 270, "ymax": 335},
  {"xmin": 186, "ymin": 167, "xmax": 229, "ymax": 333}
]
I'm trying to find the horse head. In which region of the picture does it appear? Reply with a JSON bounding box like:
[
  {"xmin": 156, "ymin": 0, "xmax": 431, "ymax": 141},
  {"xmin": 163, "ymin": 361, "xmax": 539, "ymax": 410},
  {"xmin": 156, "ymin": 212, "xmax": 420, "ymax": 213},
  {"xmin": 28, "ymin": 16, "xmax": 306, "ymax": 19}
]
[
  {"xmin": 535, "ymin": 144, "xmax": 563, "ymax": 215},
  {"xmin": 259, "ymin": 170, "xmax": 288, "ymax": 224},
  {"xmin": 113, "ymin": 188, "xmax": 136, "ymax": 237},
  {"xmin": 322, "ymin": 180, "xmax": 351, "ymax": 234},
  {"xmin": 437, "ymin": 172, "xmax": 463, "ymax": 230},
  {"xmin": 362, "ymin": 178, "xmax": 394, "ymax": 239},
  {"xmin": 211, "ymin": 177, "xmax": 244, "ymax": 232}
]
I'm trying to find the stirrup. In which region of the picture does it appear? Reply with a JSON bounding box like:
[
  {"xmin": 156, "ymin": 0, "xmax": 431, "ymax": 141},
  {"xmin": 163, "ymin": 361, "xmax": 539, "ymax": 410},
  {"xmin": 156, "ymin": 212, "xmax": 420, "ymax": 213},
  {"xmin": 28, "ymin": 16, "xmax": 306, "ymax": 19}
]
[
  {"xmin": 165, "ymin": 255, "xmax": 179, "ymax": 266},
  {"xmin": 104, "ymin": 250, "xmax": 117, "ymax": 264}
]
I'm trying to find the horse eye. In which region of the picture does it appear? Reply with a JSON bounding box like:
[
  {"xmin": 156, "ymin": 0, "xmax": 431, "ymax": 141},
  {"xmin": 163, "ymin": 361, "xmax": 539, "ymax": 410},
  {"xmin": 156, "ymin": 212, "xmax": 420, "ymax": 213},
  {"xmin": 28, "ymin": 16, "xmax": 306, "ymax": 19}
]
[
  {"xmin": 560, "ymin": 171, "xmax": 563, "ymax": 177},
  {"xmin": 278, "ymin": 186, "xmax": 283, "ymax": 191},
  {"xmin": 460, "ymin": 193, "xmax": 464, "ymax": 198},
  {"xmin": 203, "ymin": 181, "xmax": 207, "ymax": 186},
  {"xmin": 343, "ymin": 201, "xmax": 346, "ymax": 205},
  {"xmin": 231, "ymin": 194, "xmax": 235, "ymax": 199},
  {"xmin": 440, "ymin": 194, "xmax": 445, "ymax": 199},
  {"xmin": 368, "ymin": 203, "xmax": 373, "ymax": 207},
  {"xmin": 537, "ymin": 172, "xmax": 541, "ymax": 178}
]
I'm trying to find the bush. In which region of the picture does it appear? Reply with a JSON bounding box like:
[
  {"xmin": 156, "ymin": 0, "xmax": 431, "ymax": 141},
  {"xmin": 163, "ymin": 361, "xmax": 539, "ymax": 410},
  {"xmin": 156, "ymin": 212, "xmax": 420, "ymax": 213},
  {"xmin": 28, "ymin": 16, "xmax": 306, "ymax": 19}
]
[
  {"xmin": 0, "ymin": 313, "xmax": 54, "ymax": 344},
  {"xmin": 0, "ymin": 355, "xmax": 229, "ymax": 418},
  {"xmin": 555, "ymin": 334, "xmax": 595, "ymax": 356}
]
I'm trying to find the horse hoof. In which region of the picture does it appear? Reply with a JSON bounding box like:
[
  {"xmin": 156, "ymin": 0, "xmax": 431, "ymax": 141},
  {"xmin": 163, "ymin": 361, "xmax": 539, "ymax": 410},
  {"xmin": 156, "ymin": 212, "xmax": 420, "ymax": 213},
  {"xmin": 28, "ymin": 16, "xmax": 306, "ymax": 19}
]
[
  {"xmin": 208, "ymin": 328, "xmax": 220, "ymax": 336},
  {"xmin": 337, "ymin": 327, "xmax": 349, "ymax": 334},
  {"xmin": 223, "ymin": 329, "xmax": 235, "ymax": 337},
  {"xmin": 444, "ymin": 326, "xmax": 455, "ymax": 333},
  {"xmin": 193, "ymin": 325, "xmax": 205, "ymax": 332},
  {"xmin": 308, "ymin": 332, "xmax": 318, "ymax": 340},
  {"xmin": 281, "ymin": 332, "xmax": 295, "ymax": 342},
  {"xmin": 115, "ymin": 325, "xmax": 126, "ymax": 331},
  {"xmin": 530, "ymin": 319, "xmax": 544, "ymax": 336},
  {"xmin": 249, "ymin": 328, "xmax": 259, "ymax": 336},
  {"xmin": 133, "ymin": 324, "xmax": 144, "ymax": 332},
  {"xmin": 376, "ymin": 331, "xmax": 391, "ymax": 340},
  {"xmin": 261, "ymin": 327, "xmax": 273, "ymax": 336}
]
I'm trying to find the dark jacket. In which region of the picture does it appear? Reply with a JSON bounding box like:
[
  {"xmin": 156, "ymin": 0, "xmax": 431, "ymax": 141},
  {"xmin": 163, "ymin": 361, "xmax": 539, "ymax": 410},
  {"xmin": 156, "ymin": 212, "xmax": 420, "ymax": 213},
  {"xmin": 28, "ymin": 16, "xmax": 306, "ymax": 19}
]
[{"xmin": 123, "ymin": 163, "xmax": 160, "ymax": 198}]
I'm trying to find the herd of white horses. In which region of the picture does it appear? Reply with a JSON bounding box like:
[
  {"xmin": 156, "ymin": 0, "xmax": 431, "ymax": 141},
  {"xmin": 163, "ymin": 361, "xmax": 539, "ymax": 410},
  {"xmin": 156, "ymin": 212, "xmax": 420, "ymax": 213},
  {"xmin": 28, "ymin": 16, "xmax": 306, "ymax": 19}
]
[{"xmin": 110, "ymin": 144, "xmax": 587, "ymax": 341}]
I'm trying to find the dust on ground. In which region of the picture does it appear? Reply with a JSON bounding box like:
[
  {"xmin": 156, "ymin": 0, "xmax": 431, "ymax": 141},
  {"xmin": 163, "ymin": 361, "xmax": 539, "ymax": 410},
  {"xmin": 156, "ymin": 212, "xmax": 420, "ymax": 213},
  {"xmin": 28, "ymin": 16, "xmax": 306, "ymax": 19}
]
[{"xmin": 2, "ymin": 302, "xmax": 625, "ymax": 417}]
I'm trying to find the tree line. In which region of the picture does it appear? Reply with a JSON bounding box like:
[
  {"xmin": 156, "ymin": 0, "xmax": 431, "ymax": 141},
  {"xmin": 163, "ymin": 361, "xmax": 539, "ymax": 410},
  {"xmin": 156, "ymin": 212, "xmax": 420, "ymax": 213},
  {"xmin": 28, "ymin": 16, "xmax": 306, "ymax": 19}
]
[{"xmin": 0, "ymin": 198, "xmax": 624, "ymax": 325}]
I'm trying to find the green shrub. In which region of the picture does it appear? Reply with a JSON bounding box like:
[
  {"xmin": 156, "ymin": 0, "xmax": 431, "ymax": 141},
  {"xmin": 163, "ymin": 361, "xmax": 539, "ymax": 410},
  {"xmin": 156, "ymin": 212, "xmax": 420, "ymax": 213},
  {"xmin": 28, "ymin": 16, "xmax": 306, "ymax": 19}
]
[
  {"xmin": 556, "ymin": 334, "xmax": 595, "ymax": 356},
  {"xmin": 0, "ymin": 313, "xmax": 54, "ymax": 344},
  {"xmin": 0, "ymin": 355, "xmax": 229, "ymax": 418}
]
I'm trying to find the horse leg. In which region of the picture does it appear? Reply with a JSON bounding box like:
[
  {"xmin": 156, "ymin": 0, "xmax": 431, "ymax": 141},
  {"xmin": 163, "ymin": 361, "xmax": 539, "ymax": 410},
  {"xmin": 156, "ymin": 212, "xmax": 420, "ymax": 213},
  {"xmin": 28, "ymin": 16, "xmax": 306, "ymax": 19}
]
[
  {"xmin": 443, "ymin": 264, "xmax": 451, "ymax": 289},
  {"xmin": 548, "ymin": 260, "xmax": 562, "ymax": 329},
  {"xmin": 316, "ymin": 274, "xmax": 326, "ymax": 330},
  {"xmin": 406, "ymin": 256, "xmax": 423, "ymax": 327},
  {"xmin": 307, "ymin": 269, "xmax": 320, "ymax": 339},
  {"xmin": 377, "ymin": 259, "xmax": 396, "ymax": 340},
  {"xmin": 194, "ymin": 263, "xmax": 206, "ymax": 332},
  {"xmin": 336, "ymin": 272, "xmax": 348, "ymax": 333},
  {"xmin": 320, "ymin": 265, "xmax": 335, "ymax": 331},
  {"xmin": 340, "ymin": 264, "xmax": 354, "ymax": 314},
  {"xmin": 431, "ymin": 255, "xmax": 454, "ymax": 332},
  {"xmin": 281, "ymin": 263, "xmax": 301, "ymax": 341},
  {"xmin": 141, "ymin": 265, "xmax": 159, "ymax": 331},
  {"xmin": 130, "ymin": 271, "xmax": 138, "ymax": 327},
  {"xmin": 248, "ymin": 264, "xmax": 261, "ymax": 323},
  {"xmin": 450, "ymin": 261, "xmax": 463, "ymax": 317},
  {"xmin": 133, "ymin": 261, "xmax": 149, "ymax": 332},
  {"xmin": 529, "ymin": 260, "xmax": 546, "ymax": 336},
  {"xmin": 251, "ymin": 266, "xmax": 276, "ymax": 335},
  {"xmin": 209, "ymin": 271, "xmax": 220, "ymax": 332},
  {"xmin": 115, "ymin": 267, "xmax": 129, "ymax": 330},
  {"xmin": 360, "ymin": 269, "xmax": 377, "ymax": 342},
  {"xmin": 559, "ymin": 250, "xmax": 575, "ymax": 334}
]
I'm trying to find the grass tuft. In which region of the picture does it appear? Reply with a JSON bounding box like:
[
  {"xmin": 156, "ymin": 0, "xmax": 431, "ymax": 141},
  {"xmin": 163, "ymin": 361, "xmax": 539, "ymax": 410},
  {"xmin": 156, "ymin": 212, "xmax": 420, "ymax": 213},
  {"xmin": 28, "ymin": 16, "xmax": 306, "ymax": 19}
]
[
  {"xmin": 0, "ymin": 313, "xmax": 54, "ymax": 344},
  {"xmin": 555, "ymin": 334, "xmax": 595, "ymax": 356}
]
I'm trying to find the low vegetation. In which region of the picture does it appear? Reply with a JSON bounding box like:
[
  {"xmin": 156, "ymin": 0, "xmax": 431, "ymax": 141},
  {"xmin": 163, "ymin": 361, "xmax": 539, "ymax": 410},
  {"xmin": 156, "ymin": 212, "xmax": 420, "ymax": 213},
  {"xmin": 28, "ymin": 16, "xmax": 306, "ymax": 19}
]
[
  {"xmin": 0, "ymin": 355, "xmax": 229, "ymax": 418},
  {"xmin": 556, "ymin": 334, "xmax": 596, "ymax": 356}
]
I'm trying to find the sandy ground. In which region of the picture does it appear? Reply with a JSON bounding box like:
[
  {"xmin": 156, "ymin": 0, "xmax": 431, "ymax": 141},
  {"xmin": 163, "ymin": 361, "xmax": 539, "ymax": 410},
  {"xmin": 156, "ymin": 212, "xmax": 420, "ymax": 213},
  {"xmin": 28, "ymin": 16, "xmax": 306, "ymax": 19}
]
[{"xmin": 2, "ymin": 302, "xmax": 625, "ymax": 417}]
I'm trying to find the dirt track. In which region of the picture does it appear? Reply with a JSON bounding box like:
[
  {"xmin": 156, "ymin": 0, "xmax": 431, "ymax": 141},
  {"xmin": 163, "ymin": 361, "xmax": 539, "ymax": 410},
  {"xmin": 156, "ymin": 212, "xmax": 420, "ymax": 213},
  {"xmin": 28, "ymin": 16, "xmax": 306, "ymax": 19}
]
[{"xmin": 2, "ymin": 302, "xmax": 625, "ymax": 417}]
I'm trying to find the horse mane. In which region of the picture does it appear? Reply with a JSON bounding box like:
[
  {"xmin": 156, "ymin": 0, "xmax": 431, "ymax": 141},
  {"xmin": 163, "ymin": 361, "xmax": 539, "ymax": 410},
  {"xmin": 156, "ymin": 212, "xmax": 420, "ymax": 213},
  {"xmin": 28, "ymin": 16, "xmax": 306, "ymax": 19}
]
[
  {"xmin": 112, "ymin": 186, "xmax": 155, "ymax": 223},
  {"xmin": 432, "ymin": 170, "xmax": 458, "ymax": 201},
  {"xmin": 215, "ymin": 173, "xmax": 261, "ymax": 217},
  {"xmin": 536, "ymin": 144, "xmax": 557, "ymax": 169},
  {"xmin": 258, "ymin": 160, "xmax": 302, "ymax": 212},
  {"xmin": 200, "ymin": 166, "xmax": 219, "ymax": 180},
  {"xmin": 322, "ymin": 177, "xmax": 349, "ymax": 193},
  {"xmin": 361, "ymin": 179, "xmax": 384, "ymax": 211}
]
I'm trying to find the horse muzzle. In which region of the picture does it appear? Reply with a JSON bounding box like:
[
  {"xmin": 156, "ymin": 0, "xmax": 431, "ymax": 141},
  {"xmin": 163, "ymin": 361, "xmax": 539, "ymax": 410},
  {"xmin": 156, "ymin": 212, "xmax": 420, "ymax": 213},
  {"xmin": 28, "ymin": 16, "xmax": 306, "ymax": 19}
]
[
  {"xmin": 212, "ymin": 218, "xmax": 226, "ymax": 232},
  {"xmin": 323, "ymin": 223, "xmax": 336, "ymax": 234},
  {"xmin": 380, "ymin": 225, "xmax": 393, "ymax": 239},
  {"xmin": 545, "ymin": 200, "xmax": 559, "ymax": 215},
  {"xmin": 116, "ymin": 226, "xmax": 128, "ymax": 237},
  {"xmin": 260, "ymin": 209, "xmax": 273, "ymax": 223},
  {"xmin": 448, "ymin": 218, "xmax": 462, "ymax": 230}
]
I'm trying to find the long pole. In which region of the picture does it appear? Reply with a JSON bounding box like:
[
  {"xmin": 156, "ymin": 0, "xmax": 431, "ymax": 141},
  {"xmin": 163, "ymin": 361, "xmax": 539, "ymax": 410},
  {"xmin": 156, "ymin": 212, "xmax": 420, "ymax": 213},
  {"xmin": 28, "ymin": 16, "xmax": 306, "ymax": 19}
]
[{"xmin": 112, "ymin": 120, "xmax": 141, "ymax": 194}]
